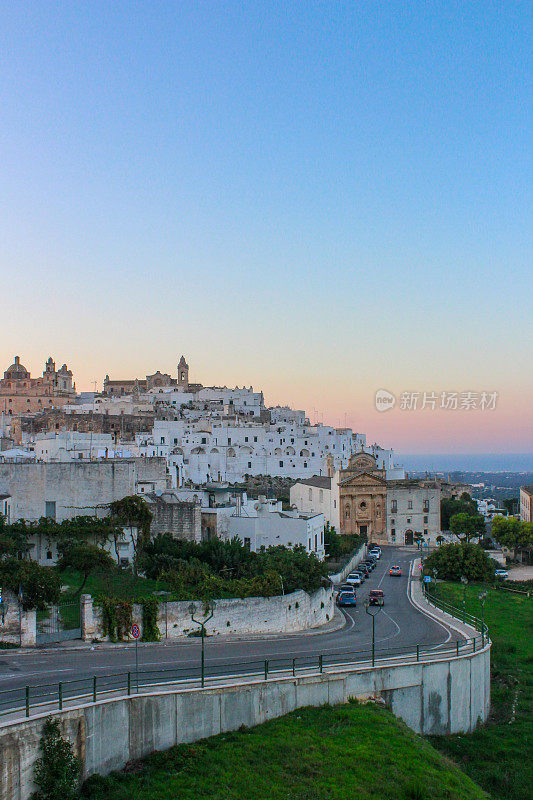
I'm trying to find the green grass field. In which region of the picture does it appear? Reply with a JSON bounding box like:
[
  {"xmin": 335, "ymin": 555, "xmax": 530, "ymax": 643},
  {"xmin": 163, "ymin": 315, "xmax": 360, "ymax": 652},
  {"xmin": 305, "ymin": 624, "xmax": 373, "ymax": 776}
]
[
  {"xmin": 81, "ymin": 702, "xmax": 487, "ymax": 800},
  {"xmin": 59, "ymin": 568, "xmax": 172, "ymax": 602},
  {"xmin": 429, "ymin": 581, "xmax": 532, "ymax": 800}
]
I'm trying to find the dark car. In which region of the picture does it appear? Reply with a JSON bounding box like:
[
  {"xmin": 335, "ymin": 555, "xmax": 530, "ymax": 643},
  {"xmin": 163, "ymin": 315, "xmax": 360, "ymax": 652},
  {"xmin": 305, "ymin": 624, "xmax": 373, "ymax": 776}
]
[
  {"xmin": 357, "ymin": 565, "xmax": 370, "ymax": 578},
  {"xmin": 337, "ymin": 591, "xmax": 357, "ymax": 607},
  {"xmin": 364, "ymin": 560, "xmax": 376, "ymax": 570},
  {"xmin": 368, "ymin": 589, "xmax": 384, "ymax": 606}
]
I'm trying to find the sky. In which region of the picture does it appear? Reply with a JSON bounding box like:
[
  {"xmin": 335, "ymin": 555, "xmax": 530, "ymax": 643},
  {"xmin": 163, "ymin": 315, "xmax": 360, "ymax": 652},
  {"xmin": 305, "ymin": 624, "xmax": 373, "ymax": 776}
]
[{"xmin": 1, "ymin": 1, "xmax": 531, "ymax": 455}]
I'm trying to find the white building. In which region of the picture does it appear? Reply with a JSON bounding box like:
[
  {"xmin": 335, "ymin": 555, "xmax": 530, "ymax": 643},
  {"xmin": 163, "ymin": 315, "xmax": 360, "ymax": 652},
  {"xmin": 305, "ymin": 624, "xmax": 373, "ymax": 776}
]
[
  {"xmin": 227, "ymin": 497, "xmax": 325, "ymax": 559},
  {"xmin": 139, "ymin": 416, "xmax": 400, "ymax": 487},
  {"xmin": 476, "ymin": 498, "xmax": 509, "ymax": 521},
  {"xmin": 290, "ymin": 476, "xmax": 340, "ymax": 531}
]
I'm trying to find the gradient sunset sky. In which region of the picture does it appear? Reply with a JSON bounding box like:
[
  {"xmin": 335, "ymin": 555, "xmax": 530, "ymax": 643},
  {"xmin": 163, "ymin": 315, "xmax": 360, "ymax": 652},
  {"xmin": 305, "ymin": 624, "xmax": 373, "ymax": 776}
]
[{"xmin": 1, "ymin": 2, "xmax": 531, "ymax": 455}]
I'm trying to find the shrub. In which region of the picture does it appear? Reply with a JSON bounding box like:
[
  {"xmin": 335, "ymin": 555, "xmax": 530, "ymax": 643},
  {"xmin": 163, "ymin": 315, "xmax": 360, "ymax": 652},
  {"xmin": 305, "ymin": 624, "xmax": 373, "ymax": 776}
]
[
  {"xmin": 423, "ymin": 542, "xmax": 497, "ymax": 582},
  {"xmin": 31, "ymin": 717, "xmax": 80, "ymax": 800}
]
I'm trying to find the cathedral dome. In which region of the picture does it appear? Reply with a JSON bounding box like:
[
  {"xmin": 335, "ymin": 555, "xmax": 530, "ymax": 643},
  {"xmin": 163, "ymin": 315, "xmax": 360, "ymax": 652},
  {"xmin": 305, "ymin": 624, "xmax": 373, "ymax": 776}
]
[{"xmin": 4, "ymin": 356, "xmax": 30, "ymax": 380}]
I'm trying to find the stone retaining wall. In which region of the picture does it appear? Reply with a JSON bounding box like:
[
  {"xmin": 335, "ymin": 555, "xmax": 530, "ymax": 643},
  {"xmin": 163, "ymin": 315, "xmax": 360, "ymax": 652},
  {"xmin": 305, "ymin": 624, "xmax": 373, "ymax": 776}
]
[{"xmin": 0, "ymin": 643, "xmax": 491, "ymax": 800}]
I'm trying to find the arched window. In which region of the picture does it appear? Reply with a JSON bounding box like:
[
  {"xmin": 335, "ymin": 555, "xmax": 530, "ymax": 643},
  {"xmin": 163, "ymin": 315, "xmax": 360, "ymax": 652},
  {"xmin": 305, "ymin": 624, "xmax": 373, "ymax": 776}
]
[
  {"xmin": 300, "ymin": 448, "xmax": 309, "ymax": 457},
  {"xmin": 360, "ymin": 501, "xmax": 367, "ymax": 509},
  {"xmin": 227, "ymin": 447, "xmax": 236, "ymax": 457}
]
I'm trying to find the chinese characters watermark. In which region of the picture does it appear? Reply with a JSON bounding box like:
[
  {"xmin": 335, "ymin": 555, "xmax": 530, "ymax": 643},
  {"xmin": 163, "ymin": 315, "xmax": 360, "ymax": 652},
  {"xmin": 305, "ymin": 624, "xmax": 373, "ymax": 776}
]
[{"xmin": 375, "ymin": 389, "xmax": 498, "ymax": 412}]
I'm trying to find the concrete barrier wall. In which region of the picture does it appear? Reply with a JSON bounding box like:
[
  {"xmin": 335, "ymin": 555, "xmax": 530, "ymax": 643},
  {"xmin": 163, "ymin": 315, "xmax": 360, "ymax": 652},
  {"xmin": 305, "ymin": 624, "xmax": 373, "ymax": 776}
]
[
  {"xmin": 81, "ymin": 586, "xmax": 334, "ymax": 641},
  {"xmin": 328, "ymin": 542, "xmax": 367, "ymax": 584},
  {"xmin": 0, "ymin": 644, "xmax": 490, "ymax": 800}
]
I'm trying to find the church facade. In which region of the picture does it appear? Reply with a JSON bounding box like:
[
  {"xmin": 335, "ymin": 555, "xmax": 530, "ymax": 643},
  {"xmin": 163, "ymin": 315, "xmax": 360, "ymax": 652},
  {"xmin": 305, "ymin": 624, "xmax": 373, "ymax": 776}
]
[
  {"xmin": 335, "ymin": 452, "xmax": 442, "ymax": 546},
  {"xmin": 0, "ymin": 356, "xmax": 75, "ymax": 415}
]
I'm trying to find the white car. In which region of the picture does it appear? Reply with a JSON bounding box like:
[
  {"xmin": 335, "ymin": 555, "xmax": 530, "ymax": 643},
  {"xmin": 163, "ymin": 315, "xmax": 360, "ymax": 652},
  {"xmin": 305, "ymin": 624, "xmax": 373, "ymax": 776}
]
[
  {"xmin": 345, "ymin": 573, "xmax": 362, "ymax": 587},
  {"xmin": 494, "ymin": 569, "xmax": 508, "ymax": 580},
  {"xmin": 368, "ymin": 549, "xmax": 381, "ymax": 559}
]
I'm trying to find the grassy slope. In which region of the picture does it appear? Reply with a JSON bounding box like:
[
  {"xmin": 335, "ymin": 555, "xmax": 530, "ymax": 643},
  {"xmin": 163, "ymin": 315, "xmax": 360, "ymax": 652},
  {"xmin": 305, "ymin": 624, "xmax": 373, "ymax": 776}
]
[
  {"xmin": 81, "ymin": 703, "xmax": 487, "ymax": 800},
  {"xmin": 429, "ymin": 582, "xmax": 533, "ymax": 800},
  {"xmin": 59, "ymin": 568, "xmax": 171, "ymax": 601}
]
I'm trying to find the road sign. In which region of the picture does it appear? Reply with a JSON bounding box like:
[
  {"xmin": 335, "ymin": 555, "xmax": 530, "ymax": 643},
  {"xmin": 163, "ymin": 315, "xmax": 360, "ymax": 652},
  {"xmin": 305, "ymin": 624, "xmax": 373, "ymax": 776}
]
[
  {"xmin": 0, "ymin": 587, "xmax": 2, "ymax": 604},
  {"xmin": 423, "ymin": 575, "xmax": 431, "ymax": 583},
  {"xmin": 131, "ymin": 624, "xmax": 140, "ymax": 639}
]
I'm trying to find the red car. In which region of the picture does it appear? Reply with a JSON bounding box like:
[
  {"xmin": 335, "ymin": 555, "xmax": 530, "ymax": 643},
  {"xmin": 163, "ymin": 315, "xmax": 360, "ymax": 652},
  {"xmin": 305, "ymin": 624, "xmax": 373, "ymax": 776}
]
[{"xmin": 389, "ymin": 565, "xmax": 402, "ymax": 576}]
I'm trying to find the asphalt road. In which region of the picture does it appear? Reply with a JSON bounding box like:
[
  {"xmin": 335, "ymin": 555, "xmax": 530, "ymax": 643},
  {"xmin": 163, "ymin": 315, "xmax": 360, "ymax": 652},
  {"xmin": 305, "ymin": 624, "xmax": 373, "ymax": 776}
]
[{"xmin": 0, "ymin": 547, "xmax": 460, "ymax": 712}]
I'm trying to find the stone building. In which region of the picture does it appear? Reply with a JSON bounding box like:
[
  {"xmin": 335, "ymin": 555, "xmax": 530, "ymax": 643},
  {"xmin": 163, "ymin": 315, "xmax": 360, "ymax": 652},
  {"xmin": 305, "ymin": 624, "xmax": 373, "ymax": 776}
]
[
  {"xmin": 12, "ymin": 409, "xmax": 155, "ymax": 444},
  {"xmin": 143, "ymin": 491, "xmax": 201, "ymax": 542},
  {"xmin": 0, "ymin": 356, "xmax": 75, "ymax": 415},
  {"xmin": 291, "ymin": 452, "xmax": 442, "ymax": 547},
  {"xmin": 338, "ymin": 452, "xmax": 388, "ymax": 545},
  {"xmin": 103, "ymin": 355, "xmax": 191, "ymax": 396},
  {"xmin": 0, "ymin": 458, "xmax": 169, "ymax": 523}
]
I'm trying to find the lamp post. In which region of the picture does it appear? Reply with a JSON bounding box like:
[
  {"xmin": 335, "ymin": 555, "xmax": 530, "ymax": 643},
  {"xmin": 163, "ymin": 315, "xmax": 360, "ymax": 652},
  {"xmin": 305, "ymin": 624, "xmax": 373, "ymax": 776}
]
[
  {"xmin": 18, "ymin": 585, "xmax": 23, "ymax": 648},
  {"xmin": 460, "ymin": 576, "xmax": 468, "ymax": 622},
  {"xmin": 479, "ymin": 591, "xmax": 487, "ymax": 647},
  {"xmin": 364, "ymin": 597, "xmax": 382, "ymax": 667},
  {"xmin": 189, "ymin": 601, "xmax": 215, "ymax": 688}
]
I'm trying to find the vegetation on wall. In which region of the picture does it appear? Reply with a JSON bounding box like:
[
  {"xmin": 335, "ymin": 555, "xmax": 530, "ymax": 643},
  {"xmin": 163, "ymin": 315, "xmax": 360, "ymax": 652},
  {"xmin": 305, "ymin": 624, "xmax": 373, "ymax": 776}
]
[
  {"xmin": 31, "ymin": 717, "xmax": 80, "ymax": 800},
  {"xmin": 100, "ymin": 598, "xmax": 133, "ymax": 641},
  {"xmin": 323, "ymin": 522, "xmax": 364, "ymax": 563},
  {"xmin": 140, "ymin": 597, "xmax": 160, "ymax": 642}
]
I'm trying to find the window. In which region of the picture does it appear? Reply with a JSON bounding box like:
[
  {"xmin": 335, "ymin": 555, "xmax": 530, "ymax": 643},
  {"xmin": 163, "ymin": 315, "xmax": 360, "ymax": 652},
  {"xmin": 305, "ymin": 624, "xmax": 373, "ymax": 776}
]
[
  {"xmin": 391, "ymin": 528, "xmax": 396, "ymax": 536},
  {"xmin": 314, "ymin": 534, "xmax": 317, "ymax": 550},
  {"xmin": 424, "ymin": 515, "xmax": 428, "ymax": 524},
  {"xmin": 201, "ymin": 437, "xmax": 207, "ymax": 444},
  {"xmin": 245, "ymin": 436, "xmax": 248, "ymax": 442},
  {"xmin": 424, "ymin": 529, "xmax": 428, "ymax": 536},
  {"xmin": 254, "ymin": 436, "xmax": 257, "ymax": 442},
  {"xmin": 408, "ymin": 500, "xmax": 413, "ymax": 510},
  {"xmin": 45, "ymin": 501, "xmax": 56, "ymax": 521},
  {"xmin": 334, "ymin": 500, "xmax": 336, "ymax": 508},
  {"xmin": 407, "ymin": 518, "xmax": 411, "ymax": 524},
  {"xmin": 279, "ymin": 460, "xmax": 283, "ymax": 467},
  {"xmin": 308, "ymin": 488, "xmax": 313, "ymax": 500},
  {"xmin": 423, "ymin": 500, "xmax": 430, "ymax": 512},
  {"xmin": 244, "ymin": 537, "xmax": 251, "ymax": 551},
  {"xmin": 46, "ymin": 550, "xmax": 53, "ymax": 560},
  {"xmin": 160, "ymin": 437, "xmax": 165, "ymax": 444},
  {"xmin": 391, "ymin": 500, "xmax": 397, "ymax": 513},
  {"xmin": 248, "ymin": 462, "xmax": 251, "ymax": 469}
]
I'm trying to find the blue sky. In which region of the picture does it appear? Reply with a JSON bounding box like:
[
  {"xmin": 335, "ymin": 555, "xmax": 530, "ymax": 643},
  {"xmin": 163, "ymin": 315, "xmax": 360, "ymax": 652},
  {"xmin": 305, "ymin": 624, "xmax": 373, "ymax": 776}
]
[{"xmin": 1, "ymin": 1, "xmax": 531, "ymax": 453}]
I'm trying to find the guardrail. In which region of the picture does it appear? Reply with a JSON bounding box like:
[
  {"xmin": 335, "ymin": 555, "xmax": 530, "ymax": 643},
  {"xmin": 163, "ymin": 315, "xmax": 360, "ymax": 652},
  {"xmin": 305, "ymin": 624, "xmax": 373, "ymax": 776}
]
[
  {"xmin": 423, "ymin": 588, "xmax": 489, "ymax": 645},
  {"xmin": 0, "ymin": 631, "xmax": 488, "ymax": 723}
]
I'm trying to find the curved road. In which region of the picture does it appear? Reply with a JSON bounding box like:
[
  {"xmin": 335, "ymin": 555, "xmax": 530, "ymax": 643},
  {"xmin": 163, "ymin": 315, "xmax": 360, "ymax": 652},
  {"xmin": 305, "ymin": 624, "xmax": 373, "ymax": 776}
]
[{"xmin": 0, "ymin": 547, "xmax": 461, "ymax": 712}]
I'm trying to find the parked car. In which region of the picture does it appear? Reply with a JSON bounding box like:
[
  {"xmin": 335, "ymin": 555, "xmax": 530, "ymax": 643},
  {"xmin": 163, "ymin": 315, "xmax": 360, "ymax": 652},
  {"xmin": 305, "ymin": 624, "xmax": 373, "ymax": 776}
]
[
  {"xmin": 389, "ymin": 565, "xmax": 402, "ymax": 576},
  {"xmin": 357, "ymin": 565, "xmax": 371, "ymax": 578},
  {"xmin": 339, "ymin": 583, "xmax": 356, "ymax": 593},
  {"xmin": 337, "ymin": 591, "xmax": 357, "ymax": 607},
  {"xmin": 494, "ymin": 568, "xmax": 508, "ymax": 580},
  {"xmin": 368, "ymin": 547, "xmax": 381, "ymax": 559},
  {"xmin": 368, "ymin": 589, "xmax": 384, "ymax": 606},
  {"xmin": 345, "ymin": 573, "xmax": 362, "ymax": 588}
]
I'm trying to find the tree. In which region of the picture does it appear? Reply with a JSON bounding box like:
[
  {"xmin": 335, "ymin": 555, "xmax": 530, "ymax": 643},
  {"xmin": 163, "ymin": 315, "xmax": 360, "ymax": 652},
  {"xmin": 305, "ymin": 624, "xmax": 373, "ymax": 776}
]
[
  {"xmin": 31, "ymin": 717, "xmax": 80, "ymax": 800},
  {"xmin": 423, "ymin": 542, "xmax": 497, "ymax": 583},
  {"xmin": 109, "ymin": 496, "xmax": 152, "ymax": 572},
  {"xmin": 0, "ymin": 559, "xmax": 61, "ymax": 610},
  {"xmin": 56, "ymin": 541, "xmax": 115, "ymax": 596},
  {"xmin": 491, "ymin": 516, "xmax": 533, "ymax": 560},
  {"xmin": 449, "ymin": 513, "xmax": 485, "ymax": 543},
  {"xmin": 440, "ymin": 494, "xmax": 477, "ymax": 529},
  {"xmin": 436, "ymin": 535, "xmax": 445, "ymax": 546}
]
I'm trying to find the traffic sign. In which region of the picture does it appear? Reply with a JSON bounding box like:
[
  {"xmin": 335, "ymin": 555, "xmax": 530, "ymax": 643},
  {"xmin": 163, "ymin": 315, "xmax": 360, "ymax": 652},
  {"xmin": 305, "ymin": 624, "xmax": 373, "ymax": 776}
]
[
  {"xmin": 131, "ymin": 624, "xmax": 140, "ymax": 639},
  {"xmin": 423, "ymin": 576, "xmax": 431, "ymax": 583}
]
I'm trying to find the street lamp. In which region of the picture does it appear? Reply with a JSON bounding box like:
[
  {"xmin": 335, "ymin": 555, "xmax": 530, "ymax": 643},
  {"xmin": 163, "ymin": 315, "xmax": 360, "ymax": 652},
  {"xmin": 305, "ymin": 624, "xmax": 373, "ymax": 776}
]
[
  {"xmin": 364, "ymin": 597, "xmax": 382, "ymax": 667},
  {"xmin": 479, "ymin": 591, "xmax": 487, "ymax": 647},
  {"xmin": 460, "ymin": 576, "xmax": 468, "ymax": 622},
  {"xmin": 189, "ymin": 601, "xmax": 215, "ymax": 688}
]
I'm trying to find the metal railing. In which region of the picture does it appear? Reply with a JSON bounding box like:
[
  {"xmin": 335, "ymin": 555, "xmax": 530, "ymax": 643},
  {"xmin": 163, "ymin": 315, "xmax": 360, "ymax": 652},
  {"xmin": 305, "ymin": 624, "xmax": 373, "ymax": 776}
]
[
  {"xmin": 0, "ymin": 629, "xmax": 488, "ymax": 723},
  {"xmin": 423, "ymin": 588, "xmax": 489, "ymax": 645}
]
